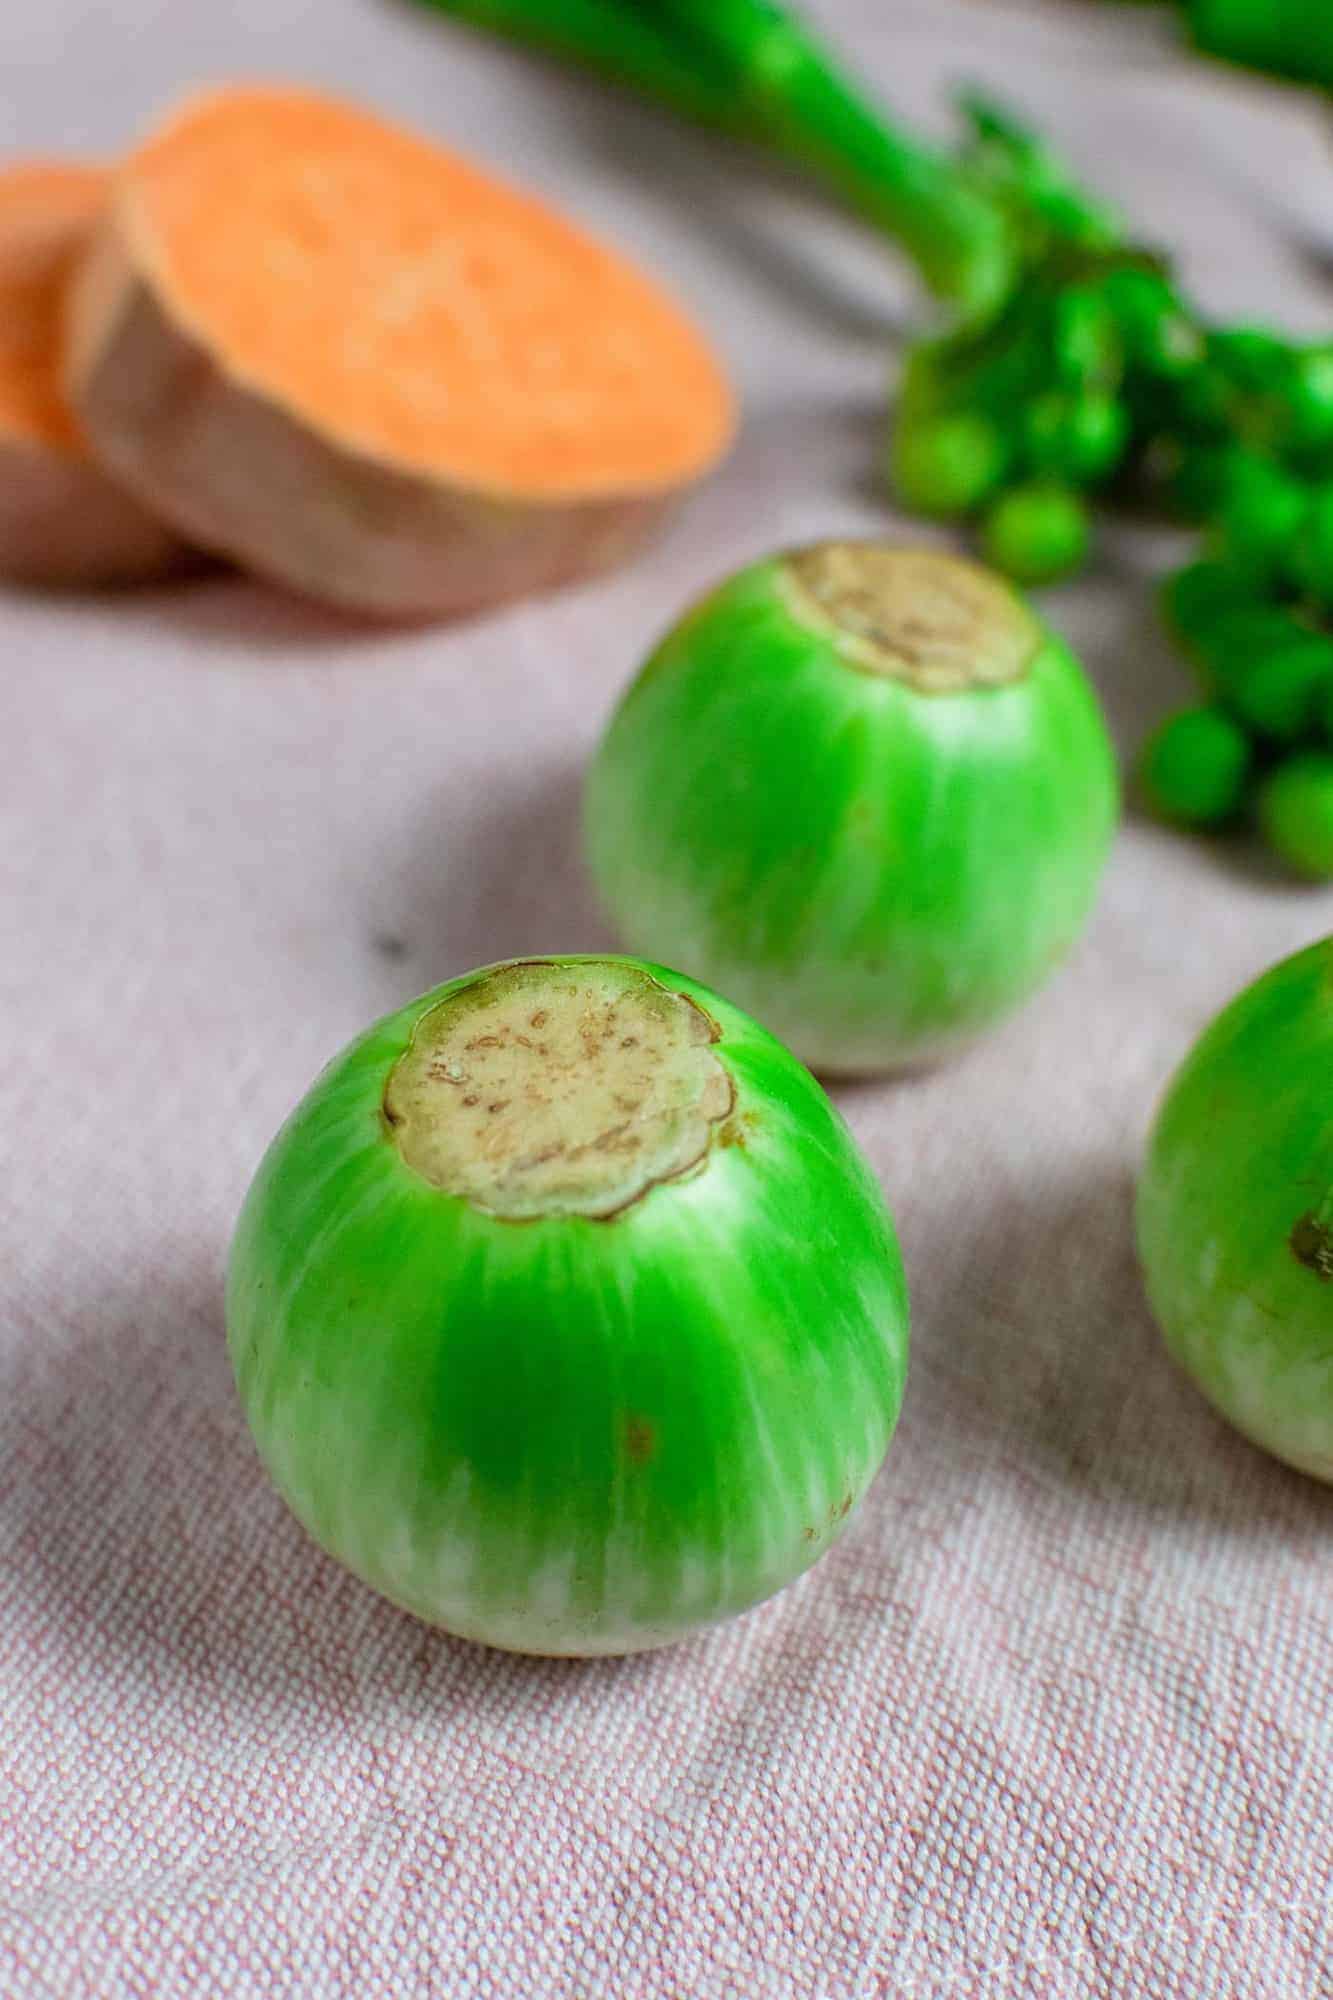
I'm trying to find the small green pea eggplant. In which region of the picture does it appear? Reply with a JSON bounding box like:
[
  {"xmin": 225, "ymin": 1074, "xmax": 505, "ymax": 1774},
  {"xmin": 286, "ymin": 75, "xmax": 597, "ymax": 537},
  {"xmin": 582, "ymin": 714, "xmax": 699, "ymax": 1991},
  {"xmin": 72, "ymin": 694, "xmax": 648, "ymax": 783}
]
[
  {"xmin": 1137, "ymin": 937, "xmax": 1333, "ymax": 1482},
  {"xmin": 1258, "ymin": 755, "xmax": 1333, "ymax": 879},
  {"xmin": 1137, "ymin": 705, "xmax": 1251, "ymax": 827},
  {"xmin": 981, "ymin": 483, "xmax": 1091, "ymax": 585},
  {"xmin": 227, "ymin": 956, "xmax": 909, "ymax": 1655},
  {"xmin": 585, "ymin": 542, "xmax": 1118, "ymax": 1074}
]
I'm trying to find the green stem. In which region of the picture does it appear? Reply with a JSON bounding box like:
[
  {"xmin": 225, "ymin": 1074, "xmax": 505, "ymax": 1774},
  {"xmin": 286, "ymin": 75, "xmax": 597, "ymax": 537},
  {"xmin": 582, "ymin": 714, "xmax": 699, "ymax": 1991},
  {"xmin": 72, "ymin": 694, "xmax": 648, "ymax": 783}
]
[
  {"xmin": 1188, "ymin": 0, "xmax": 1333, "ymax": 90},
  {"xmin": 630, "ymin": 1, "xmax": 1014, "ymax": 311},
  {"xmin": 408, "ymin": 0, "xmax": 761, "ymax": 127},
  {"xmin": 412, "ymin": 0, "xmax": 1016, "ymax": 313}
]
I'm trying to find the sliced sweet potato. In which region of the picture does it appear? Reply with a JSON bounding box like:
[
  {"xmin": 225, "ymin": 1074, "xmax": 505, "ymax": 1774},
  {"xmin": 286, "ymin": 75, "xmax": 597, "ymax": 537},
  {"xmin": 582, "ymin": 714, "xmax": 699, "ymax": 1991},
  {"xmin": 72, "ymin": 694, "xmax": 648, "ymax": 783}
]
[
  {"xmin": 0, "ymin": 161, "xmax": 185, "ymax": 587},
  {"xmin": 65, "ymin": 86, "xmax": 737, "ymax": 619}
]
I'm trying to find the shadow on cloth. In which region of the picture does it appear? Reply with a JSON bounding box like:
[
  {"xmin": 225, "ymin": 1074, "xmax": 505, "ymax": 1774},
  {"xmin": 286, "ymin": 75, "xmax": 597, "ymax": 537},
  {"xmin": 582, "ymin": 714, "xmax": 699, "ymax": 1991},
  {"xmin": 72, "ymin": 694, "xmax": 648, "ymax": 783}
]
[
  {"xmin": 4, "ymin": 565, "xmax": 384, "ymax": 659},
  {"xmin": 894, "ymin": 1149, "xmax": 1330, "ymax": 1539},
  {"xmin": 4, "ymin": 1252, "xmax": 669, "ymax": 1715},
  {"xmin": 371, "ymin": 757, "xmax": 617, "ymax": 1002},
  {"xmin": 89, "ymin": 566, "xmax": 560, "ymax": 655},
  {"xmin": 6, "ymin": 1156, "xmax": 1323, "ymax": 1741}
]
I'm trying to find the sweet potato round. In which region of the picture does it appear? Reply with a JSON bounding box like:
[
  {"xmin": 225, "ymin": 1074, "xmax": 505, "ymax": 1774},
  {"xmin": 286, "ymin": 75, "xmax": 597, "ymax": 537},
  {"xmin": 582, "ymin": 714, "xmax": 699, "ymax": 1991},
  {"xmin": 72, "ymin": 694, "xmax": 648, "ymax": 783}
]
[
  {"xmin": 65, "ymin": 87, "xmax": 737, "ymax": 619},
  {"xmin": 0, "ymin": 162, "xmax": 185, "ymax": 588}
]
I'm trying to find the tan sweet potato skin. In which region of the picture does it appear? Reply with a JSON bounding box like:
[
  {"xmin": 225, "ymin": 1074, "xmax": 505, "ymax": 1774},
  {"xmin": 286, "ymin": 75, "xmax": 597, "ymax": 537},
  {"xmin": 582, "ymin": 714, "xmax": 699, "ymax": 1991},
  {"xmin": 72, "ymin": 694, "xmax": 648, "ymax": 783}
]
[
  {"xmin": 0, "ymin": 161, "xmax": 186, "ymax": 589},
  {"xmin": 0, "ymin": 431, "xmax": 188, "ymax": 589},
  {"xmin": 65, "ymin": 212, "xmax": 683, "ymax": 621}
]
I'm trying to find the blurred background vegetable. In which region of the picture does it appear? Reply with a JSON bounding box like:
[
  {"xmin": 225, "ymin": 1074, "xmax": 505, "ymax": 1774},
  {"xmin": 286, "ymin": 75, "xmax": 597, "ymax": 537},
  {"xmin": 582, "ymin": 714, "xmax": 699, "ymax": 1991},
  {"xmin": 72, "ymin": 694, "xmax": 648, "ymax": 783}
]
[{"xmin": 1185, "ymin": 0, "xmax": 1333, "ymax": 92}]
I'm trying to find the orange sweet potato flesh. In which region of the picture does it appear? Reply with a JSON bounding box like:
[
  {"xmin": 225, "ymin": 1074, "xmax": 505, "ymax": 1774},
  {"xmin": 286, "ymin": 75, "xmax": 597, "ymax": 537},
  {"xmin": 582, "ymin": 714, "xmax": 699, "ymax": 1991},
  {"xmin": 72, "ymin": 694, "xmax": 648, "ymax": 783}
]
[
  {"xmin": 0, "ymin": 161, "xmax": 186, "ymax": 587},
  {"xmin": 66, "ymin": 86, "xmax": 737, "ymax": 618}
]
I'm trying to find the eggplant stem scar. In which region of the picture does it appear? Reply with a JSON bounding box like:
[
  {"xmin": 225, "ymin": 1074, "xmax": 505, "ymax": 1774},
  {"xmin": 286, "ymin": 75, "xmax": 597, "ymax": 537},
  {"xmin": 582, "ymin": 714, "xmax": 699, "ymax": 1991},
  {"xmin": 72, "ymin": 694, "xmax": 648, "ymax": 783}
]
[
  {"xmin": 782, "ymin": 541, "xmax": 1040, "ymax": 692},
  {"xmin": 383, "ymin": 960, "xmax": 734, "ymax": 1221}
]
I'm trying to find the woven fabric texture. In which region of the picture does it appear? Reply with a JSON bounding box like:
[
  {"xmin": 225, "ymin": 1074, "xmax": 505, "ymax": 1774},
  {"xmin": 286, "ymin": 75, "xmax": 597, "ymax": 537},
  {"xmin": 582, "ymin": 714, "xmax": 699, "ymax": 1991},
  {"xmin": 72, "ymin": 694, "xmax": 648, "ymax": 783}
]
[{"xmin": 1, "ymin": 3, "xmax": 1330, "ymax": 1994}]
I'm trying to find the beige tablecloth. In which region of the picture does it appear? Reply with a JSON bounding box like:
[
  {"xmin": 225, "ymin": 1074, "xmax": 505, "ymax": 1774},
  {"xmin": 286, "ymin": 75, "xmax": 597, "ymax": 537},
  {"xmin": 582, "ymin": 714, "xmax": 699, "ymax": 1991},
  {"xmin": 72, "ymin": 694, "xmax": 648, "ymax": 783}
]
[{"xmin": 1, "ymin": 3, "xmax": 1330, "ymax": 1994}]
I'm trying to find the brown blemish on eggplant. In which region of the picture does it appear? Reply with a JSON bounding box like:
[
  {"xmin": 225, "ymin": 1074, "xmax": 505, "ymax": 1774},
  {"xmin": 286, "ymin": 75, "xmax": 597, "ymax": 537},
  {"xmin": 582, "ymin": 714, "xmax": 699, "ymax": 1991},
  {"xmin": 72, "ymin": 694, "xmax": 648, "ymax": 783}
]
[
  {"xmin": 1290, "ymin": 1209, "xmax": 1333, "ymax": 1280},
  {"xmin": 624, "ymin": 1415, "xmax": 656, "ymax": 1465},
  {"xmin": 717, "ymin": 1108, "xmax": 763, "ymax": 1152}
]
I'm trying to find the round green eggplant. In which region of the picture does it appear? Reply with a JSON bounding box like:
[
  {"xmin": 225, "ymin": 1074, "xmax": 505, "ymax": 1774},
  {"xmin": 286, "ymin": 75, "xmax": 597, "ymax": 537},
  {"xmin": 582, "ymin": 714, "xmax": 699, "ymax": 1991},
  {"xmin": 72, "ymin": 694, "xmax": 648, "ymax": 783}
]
[
  {"xmin": 227, "ymin": 955, "xmax": 909, "ymax": 1655},
  {"xmin": 584, "ymin": 542, "xmax": 1118, "ymax": 1073},
  {"xmin": 1137, "ymin": 937, "xmax": 1333, "ymax": 1482}
]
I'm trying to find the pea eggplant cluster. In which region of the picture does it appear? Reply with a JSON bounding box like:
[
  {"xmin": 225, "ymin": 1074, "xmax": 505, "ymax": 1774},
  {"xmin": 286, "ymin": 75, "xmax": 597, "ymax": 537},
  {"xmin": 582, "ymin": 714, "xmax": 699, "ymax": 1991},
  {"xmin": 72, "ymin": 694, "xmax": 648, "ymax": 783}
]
[
  {"xmin": 1140, "ymin": 357, "xmax": 1333, "ymax": 877},
  {"xmin": 890, "ymin": 251, "xmax": 1197, "ymax": 589}
]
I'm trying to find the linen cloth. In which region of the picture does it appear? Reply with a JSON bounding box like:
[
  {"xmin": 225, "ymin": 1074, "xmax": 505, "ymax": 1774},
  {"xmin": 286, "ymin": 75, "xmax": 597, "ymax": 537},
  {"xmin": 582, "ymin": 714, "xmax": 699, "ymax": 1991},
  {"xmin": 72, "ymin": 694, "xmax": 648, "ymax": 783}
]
[{"xmin": 1, "ymin": 3, "xmax": 1330, "ymax": 1994}]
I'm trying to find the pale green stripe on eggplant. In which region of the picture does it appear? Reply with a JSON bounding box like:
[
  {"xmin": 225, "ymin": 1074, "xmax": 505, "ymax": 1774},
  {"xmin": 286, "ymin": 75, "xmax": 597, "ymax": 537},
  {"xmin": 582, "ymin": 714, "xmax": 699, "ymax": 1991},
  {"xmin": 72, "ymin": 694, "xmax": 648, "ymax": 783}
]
[
  {"xmin": 585, "ymin": 555, "xmax": 1117, "ymax": 1074},
  {"xmin": 227, "ymin": 957, "xmax": 908, "ymax": 1654},
  {"xmin": 1136, "ymin": 937, "xmax": 1333, "ymax": 1482}
]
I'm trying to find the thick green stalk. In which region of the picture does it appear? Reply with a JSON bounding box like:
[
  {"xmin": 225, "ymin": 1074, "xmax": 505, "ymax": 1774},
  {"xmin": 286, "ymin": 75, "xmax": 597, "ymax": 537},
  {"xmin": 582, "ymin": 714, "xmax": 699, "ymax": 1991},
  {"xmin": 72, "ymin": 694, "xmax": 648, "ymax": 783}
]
[
  {"xmin": 409, "ymin": 0, "xmax": 759, "ymax": 129},
  {"xmin": 630, "ymin": 0, "xmax": 1013, "ymax": 311},
  {"xmin": 1188, "ymin": 0, "xmax": 1333, "ymax": 90},
  {"xmin": 414, "ymin": 0, "xmax": 1015, "ymax": 312}
]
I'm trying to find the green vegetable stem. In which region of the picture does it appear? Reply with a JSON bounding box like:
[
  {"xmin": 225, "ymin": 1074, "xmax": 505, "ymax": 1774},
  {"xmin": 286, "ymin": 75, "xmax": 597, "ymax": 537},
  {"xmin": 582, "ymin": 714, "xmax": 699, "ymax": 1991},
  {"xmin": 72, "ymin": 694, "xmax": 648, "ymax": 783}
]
[
  {"xmin": 1188, "ymin": 0, "xmax": 1333, "ymax": 92},
  {"xmin": 418, "ymin": 0, "xmax": 1013, "ymax": 312},
  {"xmin": 423, "ymin": 0, "xmax": 1333, "ymax": 879},
  {"xmin": 404, "ymin": 0, "xmax": 746, "ymax": 129},
  {"xmin": 419, "ymin": 0, "xmax": 1318, "ymax": 592},
  {"xmin": 630, "ymin": 0, "xmax": 1017, "ymax": 312}
]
